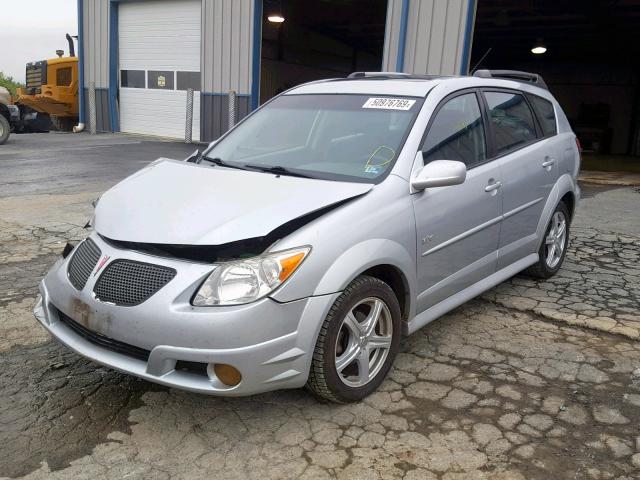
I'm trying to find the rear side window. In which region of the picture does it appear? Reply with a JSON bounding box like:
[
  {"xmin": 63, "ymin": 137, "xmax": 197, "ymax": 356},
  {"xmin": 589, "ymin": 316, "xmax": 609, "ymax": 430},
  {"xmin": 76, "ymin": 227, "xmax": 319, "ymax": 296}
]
[
  {"xmin": 528, "ymin": 95, "xmax": 557, "ymax": 137},
  {"xmin": 422, "ymin": 93, "xmax": 487, "ymax": 168},
  {"xmin": 484, "ymin": 91, "xmax": 537, "ymax": 154}
]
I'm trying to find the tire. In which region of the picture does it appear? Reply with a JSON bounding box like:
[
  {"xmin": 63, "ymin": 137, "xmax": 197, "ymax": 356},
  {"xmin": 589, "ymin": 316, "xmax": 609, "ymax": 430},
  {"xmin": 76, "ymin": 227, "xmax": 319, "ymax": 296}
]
[
  {"xmin": 306, "ymin": 275, "xmax": 402, "ymax": 403},
  {"xmin": 526, "ymin": 201, "xmax": 570, "ymax": 279},
  {"xmin": 51, "ymin": 116, "xmax": 74, "ymax": 132},
  {"xmin": 0, "ymin": 115, "xmax": 10, "ymax": 145}
]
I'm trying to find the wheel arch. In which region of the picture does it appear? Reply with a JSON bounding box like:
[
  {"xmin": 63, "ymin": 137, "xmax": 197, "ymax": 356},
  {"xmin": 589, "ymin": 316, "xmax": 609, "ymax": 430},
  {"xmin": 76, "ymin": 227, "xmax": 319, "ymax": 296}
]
[
  {"xmin": 535, "ymin": 173, "xmax": 578, "ymax": 250},
  {"xmin": 559, "ymin": 191, "xmax": 575, "ymax": 222},
  {"xmin": 312, "ymin": 238, "xmax": 417, "ymax": 325}
]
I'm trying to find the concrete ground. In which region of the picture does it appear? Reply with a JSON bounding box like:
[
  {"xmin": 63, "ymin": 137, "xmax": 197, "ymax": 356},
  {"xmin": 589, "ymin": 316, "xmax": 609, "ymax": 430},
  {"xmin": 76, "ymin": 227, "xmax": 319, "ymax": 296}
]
[{"xmin": 1, "ymin": 133, "xmax": 639, "ymax": 480}]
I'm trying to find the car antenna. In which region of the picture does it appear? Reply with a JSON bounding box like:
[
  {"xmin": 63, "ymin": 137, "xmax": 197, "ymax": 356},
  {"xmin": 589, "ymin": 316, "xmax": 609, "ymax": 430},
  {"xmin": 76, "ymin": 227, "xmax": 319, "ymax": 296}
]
[{"xmin": 469, "ymin": 48, "xmax": 492, "ymax": 75}]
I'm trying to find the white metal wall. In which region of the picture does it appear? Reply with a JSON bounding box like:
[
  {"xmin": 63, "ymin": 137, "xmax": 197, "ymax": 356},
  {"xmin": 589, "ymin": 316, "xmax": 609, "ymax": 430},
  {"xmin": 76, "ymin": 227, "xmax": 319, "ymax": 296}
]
[
  {"xmin": 201, "ymin": 0, "xmax": 253, "ymax": 94},
  {"xmin": 82, "ymin": 0, "xmax": 109, "ymax": 88},
  {"xmin": 118, "ymin": 0, "xmax": 201, "ymax": 140},
  {"xmin": 383, "ymin": 0, "xmax": 476, "ymax": 76}
]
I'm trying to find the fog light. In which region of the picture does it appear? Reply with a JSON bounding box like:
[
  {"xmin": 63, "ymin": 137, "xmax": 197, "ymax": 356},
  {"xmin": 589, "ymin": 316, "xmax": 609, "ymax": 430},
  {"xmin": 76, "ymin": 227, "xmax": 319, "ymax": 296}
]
[{"xmin": 211, "ymin": 363, "xmax": 242, "ymax": 387}]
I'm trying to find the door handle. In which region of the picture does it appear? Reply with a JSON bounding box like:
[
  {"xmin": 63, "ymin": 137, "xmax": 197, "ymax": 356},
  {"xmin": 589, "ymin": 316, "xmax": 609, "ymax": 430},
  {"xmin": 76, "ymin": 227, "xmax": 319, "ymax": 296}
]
[
  {"xmin": 542, "ymin": 158, "xmax": 555, "ymax": 168},
  {"xmin": 484, "ymin": 180, "xmax": 502, "ymax": 192}
]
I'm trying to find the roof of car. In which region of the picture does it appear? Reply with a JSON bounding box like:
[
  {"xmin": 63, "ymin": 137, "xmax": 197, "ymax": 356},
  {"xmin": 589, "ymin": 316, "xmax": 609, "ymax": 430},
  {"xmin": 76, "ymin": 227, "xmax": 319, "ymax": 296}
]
[{"xmin": 287, "ymin": 72, "xmax": 552, "ymax": 99}]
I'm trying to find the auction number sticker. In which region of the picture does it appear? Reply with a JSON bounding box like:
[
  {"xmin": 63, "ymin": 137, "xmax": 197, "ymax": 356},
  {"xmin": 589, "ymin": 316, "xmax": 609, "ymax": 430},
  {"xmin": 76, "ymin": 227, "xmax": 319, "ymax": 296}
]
[{"xmin": 362, "ymin": 97, "xmax": 416, "ymax": 110}]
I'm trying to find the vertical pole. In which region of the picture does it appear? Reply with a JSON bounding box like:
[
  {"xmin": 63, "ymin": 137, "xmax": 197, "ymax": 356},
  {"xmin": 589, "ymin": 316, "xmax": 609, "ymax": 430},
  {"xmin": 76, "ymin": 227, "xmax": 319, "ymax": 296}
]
[
  {"xmin": 88, "ymin": 81, "xmax": 97, "ymax": 134},
  {"xmin": 185, "ymin": 88, "xmax": 194, "ymax": 144},
  {"xmin": 228, "ymin": 90, "xmax": 237, "ymax": 131}
]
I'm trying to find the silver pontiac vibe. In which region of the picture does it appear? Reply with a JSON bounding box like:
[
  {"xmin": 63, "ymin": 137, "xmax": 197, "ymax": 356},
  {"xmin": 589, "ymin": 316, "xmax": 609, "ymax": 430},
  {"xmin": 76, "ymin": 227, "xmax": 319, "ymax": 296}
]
[{"xmin": 35, "ymin": 71, "xmax": 580, "ymax": 402}]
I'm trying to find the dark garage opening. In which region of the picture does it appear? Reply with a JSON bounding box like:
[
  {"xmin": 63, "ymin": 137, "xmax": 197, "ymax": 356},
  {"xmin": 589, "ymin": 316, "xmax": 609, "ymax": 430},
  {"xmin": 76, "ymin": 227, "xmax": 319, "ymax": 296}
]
[
  {"xmin": 471, "ymin": 0, "xmax": 640, "ymax": 170},
  {"xmin": 259, "ymin": 0, "xmax": 387, "ymax": 103}
]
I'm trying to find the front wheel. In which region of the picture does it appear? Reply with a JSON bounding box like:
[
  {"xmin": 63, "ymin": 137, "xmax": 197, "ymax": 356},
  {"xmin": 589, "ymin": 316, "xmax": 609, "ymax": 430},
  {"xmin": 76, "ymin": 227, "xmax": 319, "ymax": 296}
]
[
  {"xmin": 306, "ymin": 275, "xmax": 402, "ymax": 403},
  {"xmin": 526, "ymin": 201, "xmax": 570, "ymax": 279}
]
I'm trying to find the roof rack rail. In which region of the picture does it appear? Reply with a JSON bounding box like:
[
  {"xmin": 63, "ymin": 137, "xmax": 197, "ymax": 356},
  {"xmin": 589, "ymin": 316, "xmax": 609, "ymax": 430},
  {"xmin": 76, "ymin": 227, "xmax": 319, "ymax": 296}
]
[
  {"xmin": 473, "ymin": 69, "xmax": 548, "ymax": 90},
  {"xmin": 347, "ymin": 71, "xmax": 440, "ymax": 81}
]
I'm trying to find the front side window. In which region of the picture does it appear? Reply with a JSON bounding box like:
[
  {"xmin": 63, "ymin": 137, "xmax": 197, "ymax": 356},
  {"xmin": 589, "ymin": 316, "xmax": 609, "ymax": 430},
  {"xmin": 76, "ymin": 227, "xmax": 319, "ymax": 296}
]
[
  {"xmin": 528, "ymin": 94, "xmax": 557, "ymax": 137},
  {"xmin": 203, "ymin": 94, "xmax": 423, "ymax": 183},
  {"xmin": 422, "ymin": 93, "xmax": 486, "ymax": 168},
  {"xmin": 484, "ymin": 91, "xmax": 537, "ymax": 154}
]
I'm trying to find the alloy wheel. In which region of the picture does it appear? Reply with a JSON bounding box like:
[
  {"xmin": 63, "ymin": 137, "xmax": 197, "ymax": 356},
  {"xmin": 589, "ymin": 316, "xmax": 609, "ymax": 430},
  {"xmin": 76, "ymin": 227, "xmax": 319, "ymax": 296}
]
[
  {"xmin": 334, "ymin": 297, "xmax": 393, "ymax": 387},
  {"xmin": 545, "ymin": 211, "xmax": 567, "ymax": 268}
]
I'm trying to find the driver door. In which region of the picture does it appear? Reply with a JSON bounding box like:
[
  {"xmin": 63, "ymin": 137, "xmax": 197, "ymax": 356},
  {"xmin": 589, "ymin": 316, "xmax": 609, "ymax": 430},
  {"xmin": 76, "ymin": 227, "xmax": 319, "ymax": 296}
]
[{"xmin": 412, "ymin": 91, "xmax": 503, "ymax": 312}]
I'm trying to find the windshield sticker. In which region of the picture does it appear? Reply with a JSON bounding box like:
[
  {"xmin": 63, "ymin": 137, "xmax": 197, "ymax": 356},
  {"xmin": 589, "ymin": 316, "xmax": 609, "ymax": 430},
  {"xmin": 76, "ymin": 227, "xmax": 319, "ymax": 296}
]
[{"xmin": 362, "ymin": 97, "xmax": 416, "ymax": 110}]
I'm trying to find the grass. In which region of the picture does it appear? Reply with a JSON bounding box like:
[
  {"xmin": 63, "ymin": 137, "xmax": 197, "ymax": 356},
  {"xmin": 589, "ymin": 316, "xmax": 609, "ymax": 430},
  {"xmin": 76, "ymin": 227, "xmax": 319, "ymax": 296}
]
[{"xmin": 581, "ymin": 154, "xmax": 640, "ymax": 173}]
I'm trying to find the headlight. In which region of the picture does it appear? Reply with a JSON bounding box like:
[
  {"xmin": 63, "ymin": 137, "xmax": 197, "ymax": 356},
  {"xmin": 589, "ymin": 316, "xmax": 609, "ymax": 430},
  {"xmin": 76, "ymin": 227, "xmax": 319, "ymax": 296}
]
[{"xmin": 192, "ymin": 246, "xmax": 311, "ymax": 306}]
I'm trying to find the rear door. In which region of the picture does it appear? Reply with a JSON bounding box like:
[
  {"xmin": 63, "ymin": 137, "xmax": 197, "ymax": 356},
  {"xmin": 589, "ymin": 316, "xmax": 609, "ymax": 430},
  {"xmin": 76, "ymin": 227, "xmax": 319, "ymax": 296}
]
[
  {"xmin": 481, "ymin": 89, "xmax": 558, "ymax": 269},
  {"xmin": 412, "ymin": 91, "xmax": 502, "ymax": 312}
]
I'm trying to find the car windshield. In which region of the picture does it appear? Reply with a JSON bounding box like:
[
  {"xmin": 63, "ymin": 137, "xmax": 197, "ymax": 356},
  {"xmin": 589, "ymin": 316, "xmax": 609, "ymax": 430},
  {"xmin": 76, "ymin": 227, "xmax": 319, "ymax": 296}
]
[{"xmin": 202, "ymin": 94, "xmax": 424, "ymax": 183}]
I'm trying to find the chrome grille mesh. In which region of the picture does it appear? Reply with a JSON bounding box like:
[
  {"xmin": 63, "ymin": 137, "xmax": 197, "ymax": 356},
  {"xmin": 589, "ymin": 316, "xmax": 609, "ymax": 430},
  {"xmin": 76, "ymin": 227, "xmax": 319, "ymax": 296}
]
[
  {"xmin": 67, "ymin": 239, "xmax": 102, "ymax": 290},
  {"xmin": 93, "ymin": 260, "xmax": 176, "ymax": 306}
]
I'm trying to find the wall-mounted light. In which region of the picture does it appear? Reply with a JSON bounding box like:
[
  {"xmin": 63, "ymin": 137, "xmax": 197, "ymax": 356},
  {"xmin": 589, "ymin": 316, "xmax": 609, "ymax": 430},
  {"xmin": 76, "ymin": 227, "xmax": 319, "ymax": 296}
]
[
  {"xmin": 267, "ymin": 0, "xmax": 284, "ymax": 23},
  {"xmin": 531, "ymin": 39, "xmax": 547, "ymax": 55}
]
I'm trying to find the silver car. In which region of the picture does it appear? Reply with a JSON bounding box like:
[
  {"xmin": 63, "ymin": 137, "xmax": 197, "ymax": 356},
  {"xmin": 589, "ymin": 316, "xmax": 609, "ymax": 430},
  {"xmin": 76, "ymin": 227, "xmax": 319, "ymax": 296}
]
[{"xmin": 34, "ymin": 70, "xmax": 580, "ymax": 403}]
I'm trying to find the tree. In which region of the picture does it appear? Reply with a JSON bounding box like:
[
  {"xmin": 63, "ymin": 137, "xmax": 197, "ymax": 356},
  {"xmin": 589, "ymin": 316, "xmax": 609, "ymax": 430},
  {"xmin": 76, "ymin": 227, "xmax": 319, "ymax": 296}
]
[{"xmin": 0, "ymin": 72, "xmax": 24, "ymax": 98}]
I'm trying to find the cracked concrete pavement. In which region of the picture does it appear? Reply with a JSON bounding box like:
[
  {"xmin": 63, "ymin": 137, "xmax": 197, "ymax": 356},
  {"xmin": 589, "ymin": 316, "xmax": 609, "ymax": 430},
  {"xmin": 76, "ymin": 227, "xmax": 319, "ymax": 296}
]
[{"xmin": 1, "ymin": 133, "xmax": 640, "ymax": 479}]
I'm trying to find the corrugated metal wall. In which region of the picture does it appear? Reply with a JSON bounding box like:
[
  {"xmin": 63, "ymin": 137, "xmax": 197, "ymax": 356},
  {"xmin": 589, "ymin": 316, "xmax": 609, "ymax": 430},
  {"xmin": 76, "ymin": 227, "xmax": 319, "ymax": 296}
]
[
  {"xmin": 201, "ymin": 0, "xmax": 253, "ymax": 94},
  {"xmin": 382, "ymin": 0, "xmax": 476, "ymax": 76},
  {"xmin": 82, "ymin": 0, "xmax": 111, "ymax": 132},
  {"xmin": 200, "ymin": 0, "xmax": 254, "ymax": 141},
  {"xmin": 382, "ymin": 0, "xmax": 404, "ymax": 72},
  {"xmin": 83, "ymin": 0, "xmax": 109, "ymax": 88}
]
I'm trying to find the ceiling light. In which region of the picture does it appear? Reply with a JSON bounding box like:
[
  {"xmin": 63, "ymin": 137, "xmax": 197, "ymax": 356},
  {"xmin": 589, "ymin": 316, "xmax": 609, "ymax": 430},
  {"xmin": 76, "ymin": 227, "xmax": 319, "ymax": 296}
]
[
  {"xmin": 531, "ymin": 39, "xmax": 546, "ymax": 55},
  {"xmin": 268, "ymin": 14, "xmax": 285, "ymax": 23}
]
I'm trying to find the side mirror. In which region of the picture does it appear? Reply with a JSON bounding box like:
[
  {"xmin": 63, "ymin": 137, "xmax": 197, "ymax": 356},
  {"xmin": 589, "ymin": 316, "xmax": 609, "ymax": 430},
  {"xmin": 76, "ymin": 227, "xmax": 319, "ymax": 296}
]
[{"xmin": 411, "ymin": 158, "xmax": 467, "ymax": 191}]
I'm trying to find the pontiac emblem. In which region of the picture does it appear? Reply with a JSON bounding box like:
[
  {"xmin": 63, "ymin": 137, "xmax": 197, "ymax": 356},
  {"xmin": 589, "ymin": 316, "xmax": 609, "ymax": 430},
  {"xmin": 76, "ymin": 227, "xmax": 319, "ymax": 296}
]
[{"xmin": 94, "ymin": 255, "xmax": 111, "ymax": 276}]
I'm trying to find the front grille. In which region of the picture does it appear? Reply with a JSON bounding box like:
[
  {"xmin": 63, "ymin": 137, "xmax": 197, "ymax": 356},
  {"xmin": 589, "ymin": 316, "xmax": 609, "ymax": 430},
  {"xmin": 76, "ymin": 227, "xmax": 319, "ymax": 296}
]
[
  {"xmin": 67, "ymin": 239, "xmax": 102, "ymax": 290},
  {"xmin": 25, "ymin": 61, "xmax": 47, "ymax": 89},
  {"xmin": 56, "ymin": 307, "xmax": 151, "ymax": 361},
  {"xmin": 93, "ymin": 260, "xmax": 176, "ymax": 306}
]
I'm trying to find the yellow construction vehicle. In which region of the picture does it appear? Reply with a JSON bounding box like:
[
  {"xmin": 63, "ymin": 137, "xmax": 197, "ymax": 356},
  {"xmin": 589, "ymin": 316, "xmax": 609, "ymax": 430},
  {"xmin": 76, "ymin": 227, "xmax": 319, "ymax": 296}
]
[{"xmin": 16, "ymin": 34, "xmax": 79, "ymax": 131}]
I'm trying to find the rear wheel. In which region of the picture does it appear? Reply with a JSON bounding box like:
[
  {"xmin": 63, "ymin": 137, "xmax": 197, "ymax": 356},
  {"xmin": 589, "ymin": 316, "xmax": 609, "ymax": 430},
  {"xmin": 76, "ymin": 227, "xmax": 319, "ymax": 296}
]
[
  {"xmin": 0, "ymin": 115, "xmax": 10, "ymax": 145},
  {"xmin": 526, "ymin": 201, "xmax": 570, "ymax": 279},
  {"xmin": 306, "ymin": 275, "xmax": 402, "ymax": 403}
]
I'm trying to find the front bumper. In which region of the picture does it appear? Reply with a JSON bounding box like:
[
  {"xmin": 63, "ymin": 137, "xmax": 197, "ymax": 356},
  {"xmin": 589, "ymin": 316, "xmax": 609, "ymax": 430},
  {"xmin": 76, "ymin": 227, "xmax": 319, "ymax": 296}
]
[{"xmin": 34, "ymin": 233, "xmax": 338, "ymax": 396}]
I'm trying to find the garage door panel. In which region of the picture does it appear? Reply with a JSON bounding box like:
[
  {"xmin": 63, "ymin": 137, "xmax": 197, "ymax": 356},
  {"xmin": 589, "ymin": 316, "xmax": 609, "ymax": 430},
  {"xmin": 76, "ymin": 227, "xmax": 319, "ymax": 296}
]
[
  {"xmin": 119, "ymin": 1, "xmax": 200, "ymax": 71},
  {"xmin": 120, "ymin": 89, "xmax": 200, "ymax": 141},
  {"xmin": 118, "ymin": 0, "xmax": 201, "ymax": 140}
]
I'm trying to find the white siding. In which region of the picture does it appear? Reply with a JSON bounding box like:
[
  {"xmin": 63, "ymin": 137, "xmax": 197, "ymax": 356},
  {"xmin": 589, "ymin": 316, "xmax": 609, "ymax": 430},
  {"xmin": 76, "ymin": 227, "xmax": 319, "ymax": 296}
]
[
  {"xmin": 382, "ymin": 0, "xmax": 404, "ymax": 72},
  {"xmin": 201, "ymin": 0, "xmax": 253, "ymax": 94},
  {"xmin": 382, "ymin": 0, "xmax": 476, "ymax": 76},
  {"xmin": 118, "ymin": 0, "xmax": 201, "ymax": 140},
  {"xmin": 83, "ymin": 0, "xmax": 110, "ymax": 88}
]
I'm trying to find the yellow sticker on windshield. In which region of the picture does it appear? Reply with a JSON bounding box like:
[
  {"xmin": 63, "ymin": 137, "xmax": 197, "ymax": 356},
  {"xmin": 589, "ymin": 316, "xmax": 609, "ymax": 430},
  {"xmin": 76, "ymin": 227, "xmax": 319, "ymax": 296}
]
[
  {"xmin": 363, "ymin": 97, "xmax": 416, "ymax": 110},
  {"xmin": 364, "ymin": 146, "xmax": 395, "ymax": 175}
]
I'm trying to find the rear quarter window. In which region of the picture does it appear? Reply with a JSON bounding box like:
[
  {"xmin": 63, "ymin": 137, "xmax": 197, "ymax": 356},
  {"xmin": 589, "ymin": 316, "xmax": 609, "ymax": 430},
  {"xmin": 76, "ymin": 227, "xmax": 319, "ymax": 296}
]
[{"xmin": 528, "ymin": 94, "xmax": 557, "ymax": 137}]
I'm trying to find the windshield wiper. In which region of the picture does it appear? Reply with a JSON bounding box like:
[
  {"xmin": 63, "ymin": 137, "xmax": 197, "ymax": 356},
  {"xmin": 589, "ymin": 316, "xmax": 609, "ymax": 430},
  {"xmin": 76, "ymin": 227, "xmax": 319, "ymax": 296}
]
[
  {"xmin": 243, "ymin": 164, "xmax": 314, "ymax": 179},
  {"xmin": 201, "ymin": 157, "xmax": 247, "ymax": 171}
]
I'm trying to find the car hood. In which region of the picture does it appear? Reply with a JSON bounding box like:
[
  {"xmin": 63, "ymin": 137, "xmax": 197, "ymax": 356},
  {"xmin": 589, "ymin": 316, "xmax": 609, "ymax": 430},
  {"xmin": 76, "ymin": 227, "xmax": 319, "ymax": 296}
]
[{"xmin": 94, "ymin": 159, "xmax": 373, "ymax": 245}]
